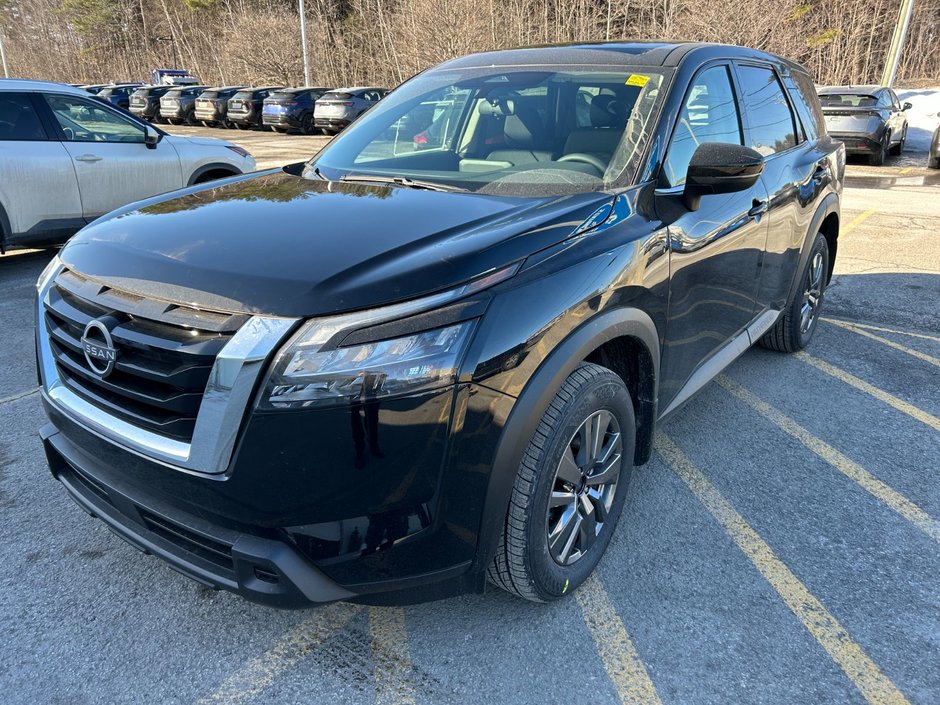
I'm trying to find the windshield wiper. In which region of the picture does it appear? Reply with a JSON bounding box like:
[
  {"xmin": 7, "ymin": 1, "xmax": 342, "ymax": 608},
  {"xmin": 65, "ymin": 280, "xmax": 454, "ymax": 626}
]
[{"xmin": 339, "ymin": 173, "xmax": 467, "ymax": 192}]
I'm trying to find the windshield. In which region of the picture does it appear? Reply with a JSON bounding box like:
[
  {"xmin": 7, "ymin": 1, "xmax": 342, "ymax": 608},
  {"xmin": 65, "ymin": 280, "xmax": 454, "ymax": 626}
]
[
  {"xmin": 307, "ymin": 65, "xmax": 667, "ymax": 196},
  {"xmin": 818, "ymin": 93, "xmax": 879, "ymax": 108}
]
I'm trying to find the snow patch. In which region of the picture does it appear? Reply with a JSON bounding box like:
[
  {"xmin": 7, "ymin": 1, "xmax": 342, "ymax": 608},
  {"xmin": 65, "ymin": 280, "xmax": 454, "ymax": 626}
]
[{"xmin": 897, "ymin": 88, "xmax": 940, "ymax": 152}]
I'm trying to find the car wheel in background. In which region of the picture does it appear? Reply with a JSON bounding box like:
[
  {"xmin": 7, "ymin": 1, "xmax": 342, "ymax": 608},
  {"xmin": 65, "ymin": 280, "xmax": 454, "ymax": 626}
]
[
  {"xmin": 759, "ymin": 231, "xmax": 829, "ymax": 353},
  {"xmin": 201, "ymin": 121, "xmax": 212, "ymax": 128},
  {"xmin": 184, "ymin": 111, "xmax": 197, "ymax": 126},
  {"xmin": 301, "ymin": 113, "xmax": 316, "ymax": 135},
  {"xmin": 869, "ymin": 133, "xmax": 888, "ymax": 166},
  {"xmin": 234, "ymin": 122, "xmax": 249, "ymax": 130},
  {"xmin": 488, "ymin": 362, "xmax": 635, "ymax": 602},
  {"xmin": 890, "ymin": 125, "xmax": 907, "ymax": 156},
  {"xmin": 929, "ymin": 153, "xmax": 939, "ymax": 169},
  {"xmin": 272, "ymin": 126, "xmax": 288, "ymax": 133},
  {"xmin": 168, "ymin": 118, "xmax": 181, "ymax": 126}
]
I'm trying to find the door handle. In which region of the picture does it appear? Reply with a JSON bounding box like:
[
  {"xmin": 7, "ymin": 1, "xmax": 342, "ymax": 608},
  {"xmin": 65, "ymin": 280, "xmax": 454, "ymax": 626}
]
[
  {"xmin": 75, "ymin": 154, "xmax": 102, "ymax": 163},
  {"xmin": 748, "ymin": 199, "xmax": 768, "ymax": 219},
  {"xmin": 812, "ymin": 164, "xmax": 827, "ymax": 182}
]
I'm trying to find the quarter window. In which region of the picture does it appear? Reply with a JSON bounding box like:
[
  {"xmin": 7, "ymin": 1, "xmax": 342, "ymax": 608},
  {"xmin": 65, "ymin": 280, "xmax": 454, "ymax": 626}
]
[
  {"xmin": 737, "ymin": 65, "xmax": 797, "ymax": 156},
  {"xmin": 662, "ymin": 65, "xmax": 743, "ymax": 187},
  {"xmin": 44, "ymin": 94, "xmax": 146, "ymax": 143},
  {"xmin": 0, "ymin": 93, "xmax": 46, "ymax": 141}
]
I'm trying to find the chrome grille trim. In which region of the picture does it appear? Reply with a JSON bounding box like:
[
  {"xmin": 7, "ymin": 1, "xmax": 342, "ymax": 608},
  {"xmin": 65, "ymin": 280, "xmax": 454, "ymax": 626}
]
[{"xmin": 37, "ymin": 265, "xmax": 299, "ymax": 474}]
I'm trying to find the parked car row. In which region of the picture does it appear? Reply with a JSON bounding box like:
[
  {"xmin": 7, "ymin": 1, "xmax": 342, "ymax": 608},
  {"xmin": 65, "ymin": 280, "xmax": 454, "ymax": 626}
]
[
  {"xmin": 89, "ymin": 82, "xmax": 391, "ymax": 134},
  {"xmin": 816, "ymin": 84, "xmax": 911, "ymax": 166}
]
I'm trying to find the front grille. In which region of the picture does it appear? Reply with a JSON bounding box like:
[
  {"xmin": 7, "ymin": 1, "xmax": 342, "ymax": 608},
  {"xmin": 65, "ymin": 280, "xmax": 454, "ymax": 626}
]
[
  {"xmin": 139, "ymin": 508, "xmax": 235, "ymax": 577},
  {"xmin": 43, "ymin": 269, "xmax": 248, "ymax": 442}
]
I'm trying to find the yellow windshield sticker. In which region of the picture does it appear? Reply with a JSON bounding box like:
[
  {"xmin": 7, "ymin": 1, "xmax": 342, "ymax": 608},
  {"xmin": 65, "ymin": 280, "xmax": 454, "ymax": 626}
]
[{"xmin": 626, "ymin": 74, "xmax": 650, "ymax": 87}]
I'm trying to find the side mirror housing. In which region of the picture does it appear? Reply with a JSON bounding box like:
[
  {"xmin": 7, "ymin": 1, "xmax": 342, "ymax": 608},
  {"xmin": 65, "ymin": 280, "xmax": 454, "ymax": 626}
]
[
  {"xmin": 144, "ymin": 125, "xmax": 162, "ymax": 150},
  {"xmin": 903, "ymin": 102, "xmax": 913, "ymax": 111},
  {"xmin": 683, "ymin": 142, "xmax": 764, "ymax": 211}
]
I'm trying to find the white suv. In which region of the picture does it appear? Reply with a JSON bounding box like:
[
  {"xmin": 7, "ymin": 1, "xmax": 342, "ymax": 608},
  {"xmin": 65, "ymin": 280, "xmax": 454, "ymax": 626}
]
[{"xmin": 0, "ymin": 80, "xmax": 256, "ymax": 250}]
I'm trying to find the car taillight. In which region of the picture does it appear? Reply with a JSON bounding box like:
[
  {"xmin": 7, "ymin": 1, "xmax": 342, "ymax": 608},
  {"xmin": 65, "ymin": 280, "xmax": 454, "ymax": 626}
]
[
  {"xmin": 290, "ymin": 101, "xmax": 299, "ymax": 106},
  {"xmin": 344, "ymin": 101, "xmax": 354, "ymax": 107},
  {"xmin": 413, "ymin": 132, "xmax": 429, "ymax": 145}
]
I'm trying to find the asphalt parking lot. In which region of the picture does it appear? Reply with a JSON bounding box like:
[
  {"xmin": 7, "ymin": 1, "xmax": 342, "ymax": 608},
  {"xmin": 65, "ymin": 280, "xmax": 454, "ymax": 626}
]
[{"xmin": 1, "ymin": 130, "xmax": 938, "ymax": 705}]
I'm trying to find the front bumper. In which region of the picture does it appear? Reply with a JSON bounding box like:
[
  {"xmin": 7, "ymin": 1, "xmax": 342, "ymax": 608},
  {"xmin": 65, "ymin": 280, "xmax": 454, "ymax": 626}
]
[{"xmin": 41, "ymin": 421, "xmax": 354, "ymax": 608}]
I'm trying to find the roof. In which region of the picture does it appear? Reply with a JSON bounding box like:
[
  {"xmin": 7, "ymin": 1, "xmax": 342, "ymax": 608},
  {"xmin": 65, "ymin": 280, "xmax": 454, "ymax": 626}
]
[
  {"xmin": 203, "ymin": 86, "xmax": 246, "ymax": 92},
  {"xmin": 0, "ymin": 79, "xmax": 90, "ymax": 95},
  {"xmin": 329, "ymin": 86, "xmax": 387, "ymax": 93},
  {"xmin": 236, "ymin": 86, "xmax": 285, "ymax": 93},
  {"xmin": 277, "ymin": 86, "xmax": 332, "ymax": 93},
  {"xmin": 817, "ymin": 85, "xmax": 884, "ymax": 94}
]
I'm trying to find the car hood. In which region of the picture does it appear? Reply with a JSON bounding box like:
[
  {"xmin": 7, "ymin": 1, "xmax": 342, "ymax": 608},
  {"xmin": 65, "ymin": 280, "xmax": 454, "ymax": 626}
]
[{"xmin": 60, "ymin": 171, "xmax": 616, "ymax": 318}]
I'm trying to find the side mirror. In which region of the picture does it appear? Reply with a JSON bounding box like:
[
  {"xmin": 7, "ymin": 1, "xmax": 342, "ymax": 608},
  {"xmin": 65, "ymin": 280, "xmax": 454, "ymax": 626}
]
[
  {"xmin": 144, "ymin": 125, "xmax": 162, "ymax": 149},
  {"xmin": 683, "ymin": 142, "xmax": 764, "ymax": 211},
  {"xmin": 903, "ymin": 102, "xmax": 913, "ymax": 111}
]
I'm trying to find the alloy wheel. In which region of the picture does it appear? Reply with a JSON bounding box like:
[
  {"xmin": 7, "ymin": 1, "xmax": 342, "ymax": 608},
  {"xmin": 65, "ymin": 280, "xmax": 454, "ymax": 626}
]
[
  {"xmin": 800, "ymin": 251, "xmax": 825, "ymax": 334},
  {"xmin": 547, "ymin": 410, "xmax": 622, "ymax": 566}
]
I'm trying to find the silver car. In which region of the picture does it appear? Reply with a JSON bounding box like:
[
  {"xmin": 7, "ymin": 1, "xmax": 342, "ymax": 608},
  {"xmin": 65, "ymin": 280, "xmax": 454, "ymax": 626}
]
[
  {"xmin": 313, "ymin": 87, "xmax": 388, "ymax": 135},
  {"xmin": 0, "ymin": 80, "xmax": 256, "ymax": 251},
  {"xmin": 817, "ymin": 85, "xmax": 910, "ymax": 166}
]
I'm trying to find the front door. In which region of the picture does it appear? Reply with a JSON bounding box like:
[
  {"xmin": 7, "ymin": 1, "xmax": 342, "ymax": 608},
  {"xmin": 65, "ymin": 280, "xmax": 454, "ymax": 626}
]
[
  {"xmin": 656, "ymin": 63, "xmax": 768, "ymax": 407},
  {"xmin": 40, "ymin": 93, "xmax": 182, "ymax": 219}
]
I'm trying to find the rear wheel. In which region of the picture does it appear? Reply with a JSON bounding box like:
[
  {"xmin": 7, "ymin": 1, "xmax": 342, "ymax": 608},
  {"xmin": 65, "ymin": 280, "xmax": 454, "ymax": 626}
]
[
  {"xmin": 488, "ymin": 363, "xmax": 635, "ymax": 602},
  {"xmin": 759, "ymin": 231, "xmax": 829, "ymax": 353},
  {"xmin": 301, "ymin": 113, "xmax": 316, "ymax": 135},
  {"xmin": 889, "ymin": 126, "xmax": 906, "ymax": 156}
]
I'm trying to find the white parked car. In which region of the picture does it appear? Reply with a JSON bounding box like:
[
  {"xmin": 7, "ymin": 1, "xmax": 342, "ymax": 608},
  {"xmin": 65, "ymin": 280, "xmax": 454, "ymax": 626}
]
[{"xmin": 0, "ymin": 79, "xmax": 256, "ymax": 250}]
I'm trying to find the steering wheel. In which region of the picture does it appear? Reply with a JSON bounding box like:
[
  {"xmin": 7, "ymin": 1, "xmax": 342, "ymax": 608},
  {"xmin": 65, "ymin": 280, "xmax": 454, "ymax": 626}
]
[
  {"xmin": 62, "ymin": 126, "xmax": 74, "ymax": 140},
  {"xmin": 557, "ymin": 153, "xmax": 607, "ymax": 174}
]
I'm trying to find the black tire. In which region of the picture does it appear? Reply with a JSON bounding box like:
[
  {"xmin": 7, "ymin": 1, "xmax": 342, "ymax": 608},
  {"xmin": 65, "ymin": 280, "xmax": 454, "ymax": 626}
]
[
  {"xmin": 759, "ymin": 231, "xmax": 830, "ymax": 353},
  {"xmin": 272, "ymin": 126, "xmax": 288, "ymax": 134},
  {"xmin": 488, "ymin": 362, "xmax": 635, "ymax": 602},
  {"xmin": 301, "ymin": 113, "xmax": 316, "ymax": 135},
  {"xmin": 929, "ymin": 153, "xmax": 940, "ymax": 169},
  {"xmin": 869, "ymin": 133, "xmax": 887, "ymax": 166},
  {"xmin": 167, "ymin": 118, "xmax": 182, "ymax": 126},
  {"xmin": 889, "ymin": 126, "xmax": 906, "ymax": 156}
]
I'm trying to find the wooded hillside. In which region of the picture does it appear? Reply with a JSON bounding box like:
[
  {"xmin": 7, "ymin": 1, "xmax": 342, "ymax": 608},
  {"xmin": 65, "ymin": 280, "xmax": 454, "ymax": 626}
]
[{"xmin": 1, "ymin": 0, "xmax": 937, "ymax": 88}]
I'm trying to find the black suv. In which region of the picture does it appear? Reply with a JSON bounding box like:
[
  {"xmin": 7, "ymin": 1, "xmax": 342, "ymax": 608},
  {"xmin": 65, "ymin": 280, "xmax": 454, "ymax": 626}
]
[
  {"xmin": 158, "ymin": 85, "xmax": 208, "ymax": 125},
  {"xmin": 94, "ymin": 84, "xmax": 144, "ymax": 110},
  {"xmin": 193, "ymin": 86, "xmax": 245, "ymax": 128},
  {"xmin": 128, "ymin": 85, "xmax": 173, "ymax": 122},
  {"xmin": 262, "ymin": 87, "xmax": 332, "ymax": 134},
  {"xmin": 227, "ymin": 87, "xmax": 284, "ymax": 129},
  {"xmin": 36, "ymin": 42, "xmax": 843, "ymax": 608}
]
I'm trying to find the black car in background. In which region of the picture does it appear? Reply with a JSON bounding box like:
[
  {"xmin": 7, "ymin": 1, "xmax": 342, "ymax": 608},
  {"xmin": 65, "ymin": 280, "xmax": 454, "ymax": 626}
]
[
  {"xmin": 929, "ymin": 114, "xmax": 940, "ymax": 169},
  {"xmin": 95, "ymin": 83, "xmax": 144, "ymax": 110},
  {"xmin": 227, "ymin": 87, "xmax": 284, "ymax": 129},
  {"xmin": 313, "ymin": 87, "xmax": 388, "ymax": 134},
  {"xmin": 128, "ymin": 85, "xmax": 173, "ymax": 122},
  {"xmin": 194, "ymin": 86, "xmax": 245, "ymax": 128},
  {"xmin": 817, "ymin": 85, "xmax": 910, "ymax": 165},
  {"xmin": 158, "ymin": 85, "xmax": 209, "ymax": 125},
  {"xmin": 262, "ymin": 87, "xmax": 331, "ymax": 134},
  {"xmin": 79, "ymin": 84, "xmax": 111, "ymax": 95},
  {"xmin": 36, "ymin": 42, "xmax": 843, "ymax": 608}
]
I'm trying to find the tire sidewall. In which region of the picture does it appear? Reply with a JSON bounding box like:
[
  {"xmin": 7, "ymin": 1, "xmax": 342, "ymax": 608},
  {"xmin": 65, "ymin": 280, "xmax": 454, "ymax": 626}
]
[
  {"xmin": 793, "ymin": 232, "xmax": 830, "ymax": 348},
  {"xmin": 524, "ymin": 373, "xmax": 636, "ymax": 600}
]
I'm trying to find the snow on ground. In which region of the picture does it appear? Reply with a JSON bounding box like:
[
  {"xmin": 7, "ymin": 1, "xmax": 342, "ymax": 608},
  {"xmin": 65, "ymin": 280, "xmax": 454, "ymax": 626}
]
[{"xmin": 897, "ymin": 87, "xmax": 940, "ymax": 152}]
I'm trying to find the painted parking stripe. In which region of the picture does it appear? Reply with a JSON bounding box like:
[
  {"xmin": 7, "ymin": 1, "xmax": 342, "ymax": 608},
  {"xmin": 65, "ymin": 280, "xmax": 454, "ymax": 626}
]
[
  {"xmin": 795, "ymin": 351, "xmax": 940, "ymax": 432},
  {"xmin": 655, "ymin": 431, "xmax": 911, "ymax": 705},
  {"xmin": 825, "ymin": 319, "xmax": 940, "ymax": 368},
  {"xmin": 575, "ymin": 574, "xmax": 664, "ymax": 705},
  {"xmin": 717, "ymin": 375, "xmax": 940, "ymax": 543},
  {"xmin": 369, "ymin": 606, "xmax": 417, "ymax": 705},
  {"xmin": 196, "ymin": 602, "xmax": 361, "ymax": 705},
  {"xmin": 822, "ymin": 318, "xmax": 940, "ymax": 344},
  {"xmin": 842, "ymin": 208, "xmax": 876, "ymax": 235}
]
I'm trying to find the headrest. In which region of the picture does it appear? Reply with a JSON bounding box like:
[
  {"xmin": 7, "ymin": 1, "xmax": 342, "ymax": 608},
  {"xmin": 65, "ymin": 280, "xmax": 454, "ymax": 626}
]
[
  {"xmin": 478, "ymin": 96, "xmax": 518, "ymax": 117},
  {"xmin": 590, "ymin": 94, "xmax": 627, "ymax": 128}
]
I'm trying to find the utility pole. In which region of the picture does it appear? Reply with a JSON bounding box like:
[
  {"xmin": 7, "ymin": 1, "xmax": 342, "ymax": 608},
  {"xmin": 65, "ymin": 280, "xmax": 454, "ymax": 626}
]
[
  {"xmin": 299, "ymin": 0, "xmax": 310, "ymax": 86},
  {"xmin": 0, "ymin": 28, "xmax": 9, "ymax": 79},
  {"xmin": 881, "ymin": 0, "xmax": 915, "ymax": 87}
]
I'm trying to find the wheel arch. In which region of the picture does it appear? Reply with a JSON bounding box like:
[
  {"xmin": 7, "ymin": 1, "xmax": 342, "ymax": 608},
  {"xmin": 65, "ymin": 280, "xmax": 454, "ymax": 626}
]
[
  {"xmin": 187, "ymin": 163, "xmax": 242, "ymax": 186},
  {"xmin": 472, "ymin": 306, "xmax": 660, "ymax": 573},
  {"xmin": 786, "ymin": 192, "xmax": 840, "ymax": 304}
]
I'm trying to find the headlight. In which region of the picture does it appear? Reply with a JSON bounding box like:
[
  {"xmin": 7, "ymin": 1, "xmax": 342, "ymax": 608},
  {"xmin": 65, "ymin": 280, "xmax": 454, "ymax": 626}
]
[
  {"xmin": 36, "ymin": 255, "xmax": 62, "ymax": 292},
  {"xmin": 260, "ymin": 321, "xmax": 474, "ymax": 410}
]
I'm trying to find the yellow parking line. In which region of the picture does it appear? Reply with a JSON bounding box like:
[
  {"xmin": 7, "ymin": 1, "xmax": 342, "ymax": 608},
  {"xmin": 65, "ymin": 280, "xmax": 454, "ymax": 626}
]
[
  {"xmin": 196, "ymin": 602, "xmax": 361, "ymax": 705},
  {"xmin": 825, "ymin": 320, "xmax": 940, "ymax": 368},
  {"xmin": 795, "ymin": 352, "xmax": 940, "ymax": 432},
  {"xmin": 575, "ymin": 574, "xmax": 664, "ymax": 705},
  {"xmin": 822, "ymin": 318, "xmax": 940, "ymax": 343},
  {"xmin": 843, "ymin": 208, "xmax": 876, "ymax": 235},
  {"xmin": 369, "ymin": 607, "xmax": 417, "ymax": 705},
  {"xmin": 655, "ymin": 431, "xmax": 911, "ymax": 705},
  {"xmin": 898, "ymin": 167, "xmax": 912, "ymax": 174},
  {"xmin": 716, "ymin": 375, "xmax": 940, "ymax": 542}
]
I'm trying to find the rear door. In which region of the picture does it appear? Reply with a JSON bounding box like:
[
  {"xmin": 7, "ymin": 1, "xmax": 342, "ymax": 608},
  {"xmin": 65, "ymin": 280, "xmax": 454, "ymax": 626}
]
[
  {"xmin": 656, "ymin": 63, "xmax": 768, "ymax": 407},
  {"xmin": 733, "ymin": 62, "xmax": 826, "ymax": 313},
  {"xmin": 0, "ymin": 92, "xmax": 83, "ymax": 242},
  {"xmin": 39, "ymin": 92, "xmax": 182, "ymax": 219}
]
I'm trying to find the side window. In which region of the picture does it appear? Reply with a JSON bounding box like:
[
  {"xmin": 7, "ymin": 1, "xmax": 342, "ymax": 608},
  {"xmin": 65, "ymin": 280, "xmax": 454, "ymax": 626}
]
[
  {"xmin": 44, "ymin": 94, "xmax": 145, "ymax": 143},
  {"xmin": 0, "ymin": 93, "xmax": 47, "ymax": 141},
  {"xmin": 662, "ymin": 65, "xmax": 743, "ymax": 188},
  {"xmin": 889, "ymin": 90, "xmax": 901, "ymax": 109},
  {"xmin": 737, "ymin": 65, "xmax": 797, "ymax": 156},
  {"xmin": 789, "ymin": 70, "xmax": 825, "ymax": 139}
]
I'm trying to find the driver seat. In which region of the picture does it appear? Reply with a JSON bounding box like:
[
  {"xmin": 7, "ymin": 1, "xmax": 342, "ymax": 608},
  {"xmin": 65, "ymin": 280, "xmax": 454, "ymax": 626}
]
[
  {"xmin": 484, "ymin": 97, "xmax": 554, "ymax": 166},
  {"xmin": 562, "ymin": 94, "xmax": 627, "ymax": 163}
]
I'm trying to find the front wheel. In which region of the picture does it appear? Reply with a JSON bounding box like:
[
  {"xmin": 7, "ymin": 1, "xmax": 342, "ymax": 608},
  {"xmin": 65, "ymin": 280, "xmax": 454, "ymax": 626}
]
[
  {"xmin": 488, "ymin": 363, "xmax": 635, "ymax": 602},
  {"xmin": 759, "ymin": 231, "xmax": 829, "ymax": 353},
  {"xmin": 890, "ymin": 126, "xmax": 906, "ymax": 156},
  {"xmin": 869, "ymin": 133, "xmax": 888, "ymax": 166}
]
